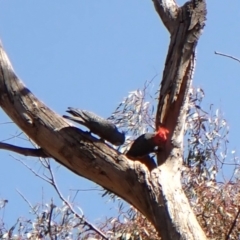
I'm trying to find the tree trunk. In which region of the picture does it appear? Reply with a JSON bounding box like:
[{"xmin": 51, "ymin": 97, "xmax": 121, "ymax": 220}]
[{"xmin": 0, "ymin": 0, "xmax": 207, "ymax": 239}]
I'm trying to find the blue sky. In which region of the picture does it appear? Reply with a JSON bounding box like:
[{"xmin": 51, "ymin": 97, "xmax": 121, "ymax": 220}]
[{"xmin": 0, "ymin": 1, "xmax": 239, "ymax": 228}]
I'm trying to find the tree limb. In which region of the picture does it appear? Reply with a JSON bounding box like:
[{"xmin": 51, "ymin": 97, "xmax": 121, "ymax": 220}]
[
  {"xmin": 0, "ymin": 142, "xmax": 48, "ymax": 157},
  {"xmin": 0, "ymin": 0, "xmax": 207, "ymax": 239},
  {"xmin": 152, "ymin": 0, "xmax": 179, "ymax": 33},
  {"xmin": 154, "ymin": 0, "xmax": 207, "ymax": 239},
  {"xmin": 0, "ymin": 41, "xmax": 168, "ymax": 238}
]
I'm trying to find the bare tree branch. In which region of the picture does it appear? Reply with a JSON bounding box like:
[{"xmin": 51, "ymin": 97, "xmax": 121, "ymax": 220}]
[
  {"xmin": 225, "ymin": 207, "xmax": 240, "ymax": 240},
  {"xmin": 46, "ymin": 161, "xmax": 108, "ymax": 240},
  {"xmin": 0, "ymin": 0, "xmax": 207, "ymax": 239},
  {"xmin": 13, "ymin": 157, "xmax": 52, "ymax": 185},
  {"xmin": 16, "ymin": 189, "xmax": 38, "ymax": 215},
  {"xmin": 17, "ymin": 157, "xmax": 108, "ymax": 240},
  {"xmin": 0, "ymin": 142, "xmax": 48, "ymax": 157},
  {"xmin": 48, "ymin": 200, "xmax": 55, "ymax": 240},
  {"xmin": 154, "ymin": 0, "xmax": 207, "ymax": 239},
  {"xmin": 152, "ymin": 0, "xmax": 178, "ymax": 33},
  {"xmin": 215, "ymin": 51, "xmax": 240, "ymax": 63},
  {"xmin": 0, "ymin": 40, "xmax": 166, "ymax": 234}
]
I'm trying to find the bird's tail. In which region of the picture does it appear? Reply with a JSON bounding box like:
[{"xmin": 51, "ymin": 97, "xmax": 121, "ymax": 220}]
[{"xmin": 63, "ymin": 107, "xmax": 88, "ymax": 124}]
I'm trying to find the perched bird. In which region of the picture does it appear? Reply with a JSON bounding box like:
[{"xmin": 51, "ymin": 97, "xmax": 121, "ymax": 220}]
[
  {"xmin": 126, "ymin": 127, "xmax": 169, "ymax": 170},
  {"xmin": 63, "ymin": 107, "xmax": 125, "ymax": 146}
]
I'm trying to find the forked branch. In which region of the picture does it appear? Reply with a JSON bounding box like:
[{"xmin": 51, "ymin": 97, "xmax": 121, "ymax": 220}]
[
  {"xmin": 0, "ymin": 1, "xmax": 207, "ymax": 239},
  {"xmin": 0, "ymin": 41, "xmax": 167, "ymax": 237}
]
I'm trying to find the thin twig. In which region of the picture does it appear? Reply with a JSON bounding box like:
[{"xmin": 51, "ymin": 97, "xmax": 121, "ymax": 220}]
[
  {"xmin": 0, "ymin": 142, "xmax": 49, "ymax": 157},
  {"xmin": 225, "ymin": 207, "xmax": 240, "ymax": 240},
  {"xmin": 70, "ymin": 188, "xmax": 101, "ymax": 204},
  {"xmin": 48, "ymin": 199, "xmax": 55, "ymax": 240},
  {"xmin": 215, "ymin": 51, "xmax": 240, "ymax": 63},
  {"xmin": 16, "ymin": 189, "xmax": 38, "ymax": 215},
  {"xmin": 1, "ymin": 132, "xmax": 23, "ymax": 142},
  {"xmin": 13, "ymin": 157, "xmax": 51, "ymax": 184},
  {"xmin": 46, "ymin": 162, "xmax": 108, "ymax": 240},
  {"xmin": 15, "ymin": 156, "xmax": 108, "ymax": 239},
  {"xmin": 0, "ymin": 121, "xmax": 13, "ymax": 125}
]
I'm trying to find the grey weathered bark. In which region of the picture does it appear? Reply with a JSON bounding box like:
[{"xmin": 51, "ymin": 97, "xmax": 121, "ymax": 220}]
[{"xmin": 0, "ymin": 0, "xmax": 207, "ymax": 239}]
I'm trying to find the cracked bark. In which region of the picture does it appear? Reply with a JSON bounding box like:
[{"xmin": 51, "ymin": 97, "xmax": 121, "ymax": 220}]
[{"xmin": 0, "ymin": 0, "xmax": 207, "ymax": 239}]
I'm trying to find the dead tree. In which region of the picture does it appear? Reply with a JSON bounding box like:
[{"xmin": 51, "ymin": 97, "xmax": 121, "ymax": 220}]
[{"xmin": 0, "ymin": 0, "xmax": 207, "ymax": 239}]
